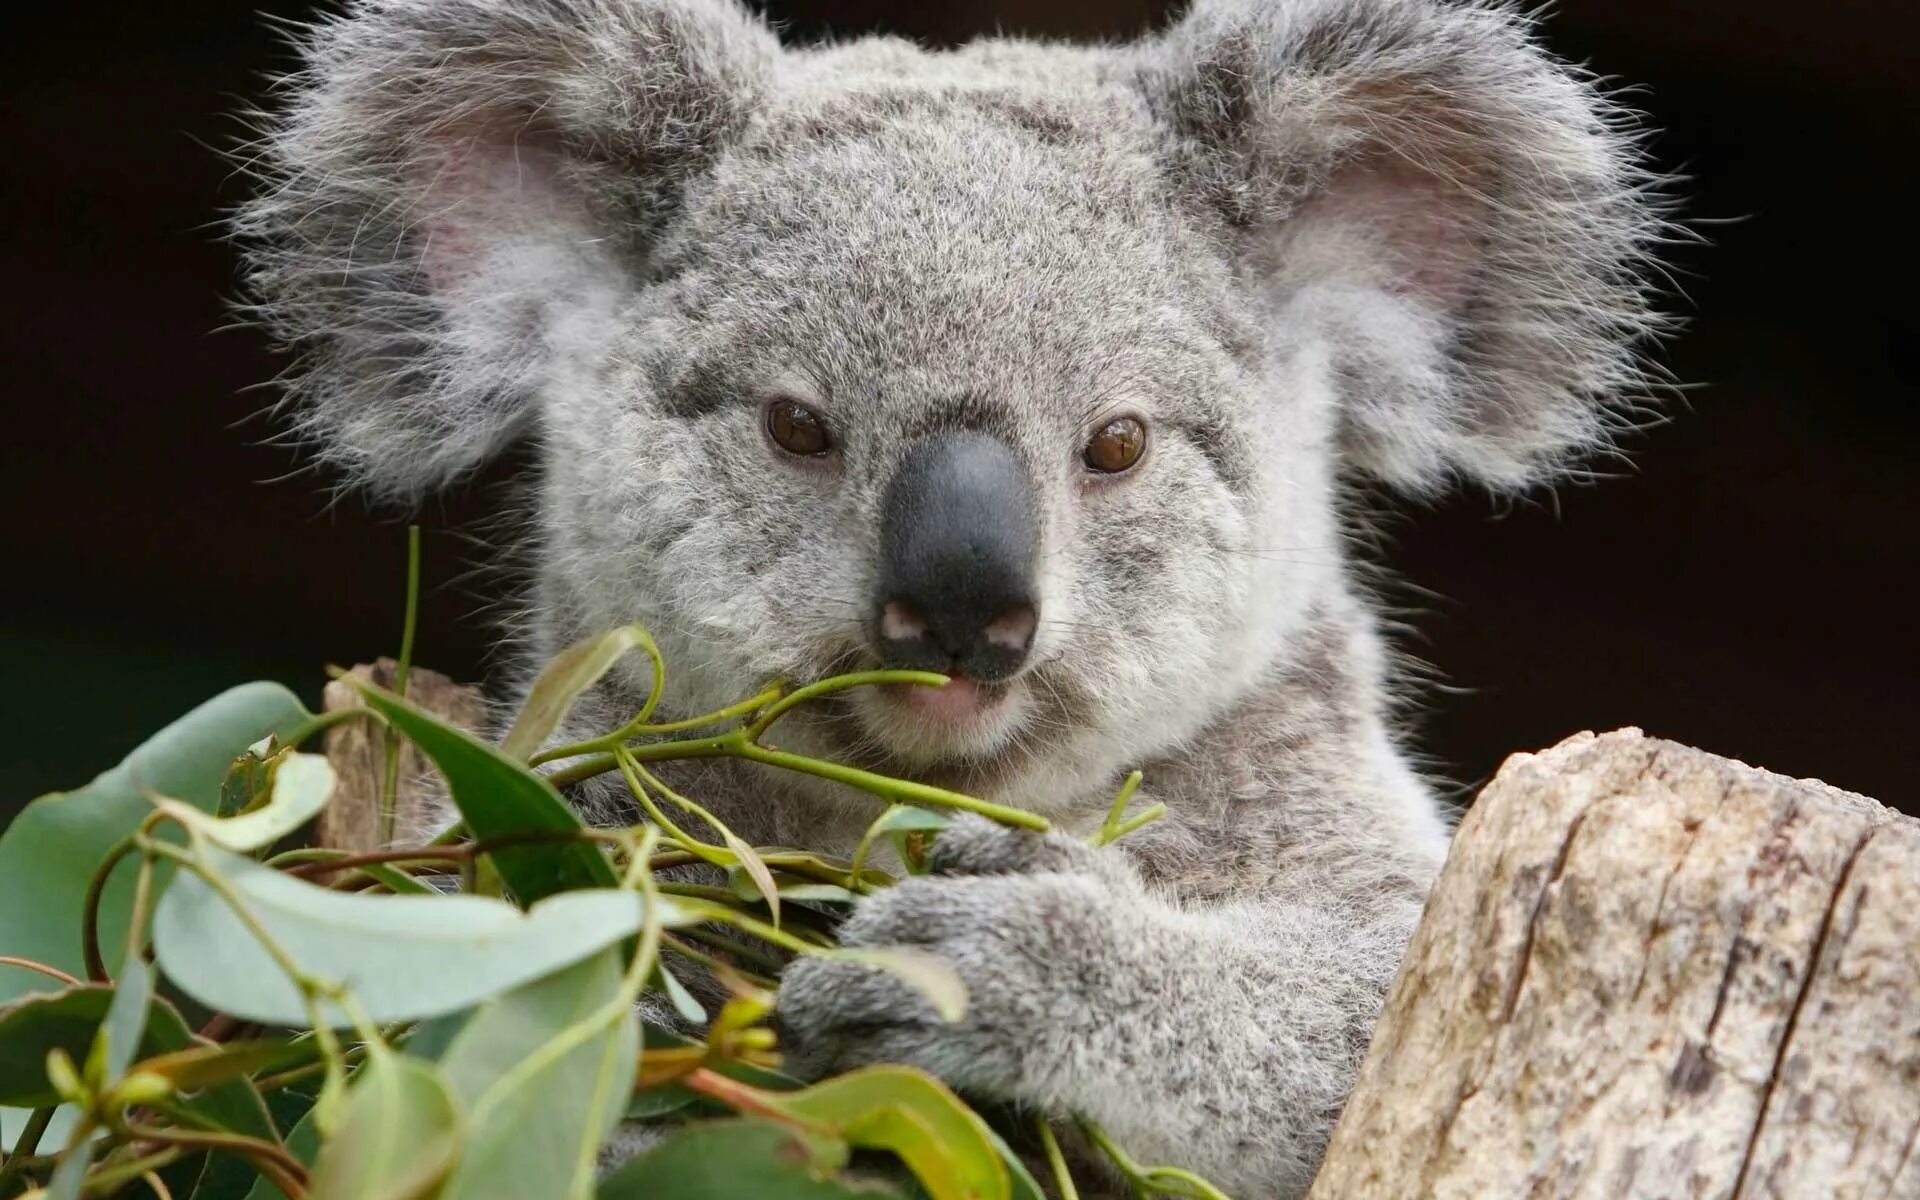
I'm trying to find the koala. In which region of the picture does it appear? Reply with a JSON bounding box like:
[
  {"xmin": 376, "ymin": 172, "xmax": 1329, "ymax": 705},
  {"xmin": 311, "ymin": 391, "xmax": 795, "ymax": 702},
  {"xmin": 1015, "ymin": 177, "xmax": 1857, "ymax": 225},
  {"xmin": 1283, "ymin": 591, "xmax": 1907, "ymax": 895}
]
[{"xmin": 235, "ymin": 0, "xmax": 1665, "ymax": 1194}]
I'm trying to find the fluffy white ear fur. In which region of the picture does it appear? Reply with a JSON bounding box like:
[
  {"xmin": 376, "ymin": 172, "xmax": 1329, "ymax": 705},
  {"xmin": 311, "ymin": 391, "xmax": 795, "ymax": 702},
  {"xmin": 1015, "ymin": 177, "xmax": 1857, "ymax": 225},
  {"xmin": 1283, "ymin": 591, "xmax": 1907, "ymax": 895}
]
[
  {"xmin": 235, "ymin": 0, "xmax": 778, "ymax": 501},
  {"xmin": 1145, "ymin": 0, "xmax": 1668, "ymax": 492}
]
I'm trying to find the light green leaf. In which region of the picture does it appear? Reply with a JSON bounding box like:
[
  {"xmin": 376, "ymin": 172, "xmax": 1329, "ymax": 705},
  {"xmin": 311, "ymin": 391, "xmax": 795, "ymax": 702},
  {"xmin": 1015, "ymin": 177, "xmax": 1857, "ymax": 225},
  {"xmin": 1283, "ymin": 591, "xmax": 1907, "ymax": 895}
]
[
  {"xmin": 500, "ymin": 625, "xmax": 653, "ymax": 762},
  {"xmin": 343, "ymin": 678, "xmax": 618, "ymax": 905},
  {"xmin": 867, "ymin": 807, "xmax": 953, "ymax": 836},
  {"xmin": 769, "ymin": 1066, "xmax": 1008, "ymax": 1200},
  {"xmin": 726, "ymin": 870, "xmax": 858, "ymax": 906},
  {"xmin": 307, "ymin": 1046, "xmax": 460, "ymax": 1200},
  {"xmin": 828, "ymin": 949, "xmax": 967, "ymax": 1023},
  {"xmin": 43, "ymin": 1137, "xmax": 94, "ymax": 1200},
  {"xmin": 596, "ymin": 1119, "xmax": 870, "ymax": 1200},
  {"xmin": 1, "ymin": 984, "xmax": 272, "ymax": 1141},
  {"xmin": 655, "ymin": 962, "xmax": 707, "ymax": 1026},
  {"xmin": 438, "ymin": 950, "xmax": 639, "ymax": 1200},
  {"xmin": 134, "ymin": 1039, "xmax": 314, "ymax": 1093},
  {"xmin": 85, "ymin": 956, "xmax": 150, "ymax": 1090},
  {"xmin": 152, "ymin": 843, "xmax": 685, "ymax": 1025},
  {"xmin": 154, "ymin": 753, "xmax": 334, "ymax": 853},
  {"xmin": 721, "ymin": 830, "xmax": 783, "ymax": 929},
  {"xmin": 0, "ymin": 684, "xmax": 311, "ymax": 1005}
]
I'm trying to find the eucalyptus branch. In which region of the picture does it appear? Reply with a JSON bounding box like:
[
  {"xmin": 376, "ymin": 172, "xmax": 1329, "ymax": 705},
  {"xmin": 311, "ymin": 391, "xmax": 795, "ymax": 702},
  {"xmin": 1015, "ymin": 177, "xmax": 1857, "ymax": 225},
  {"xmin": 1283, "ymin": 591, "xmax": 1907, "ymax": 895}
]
[
  {"xmin": 1034, "ymin": 1115, "xmax": 1081, "ymax": 1200},
  {"xmin": 74, "ymin": 1146, "xmax": 184, "ymax": 1196},
  {"xmin": 123, "ymin": 1124, "xmax": 308, "ymax": 1197},
  {"xmin": 1077, "ymin": 1118, "xmax": 1231, "ymax": 1200},
  {"xmin": 380, "ymin": 524, "xmax": 423, "ymax": 848},
  {"xmin": 0, "ymin": 957, "xmax": 80, "ymax": 987},
  {"xmin": 0, "ymin": 1105, "xmax": 56, "ymax": 1194}
]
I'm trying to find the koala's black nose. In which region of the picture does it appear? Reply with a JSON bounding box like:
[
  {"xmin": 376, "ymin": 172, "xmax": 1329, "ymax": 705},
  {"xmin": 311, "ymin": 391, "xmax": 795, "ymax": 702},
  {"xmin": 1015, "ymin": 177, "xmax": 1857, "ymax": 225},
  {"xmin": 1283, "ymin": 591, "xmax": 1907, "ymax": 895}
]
[{"xmin": 876, "ymin": 432, "xmax": 1039, "ymax": 683}]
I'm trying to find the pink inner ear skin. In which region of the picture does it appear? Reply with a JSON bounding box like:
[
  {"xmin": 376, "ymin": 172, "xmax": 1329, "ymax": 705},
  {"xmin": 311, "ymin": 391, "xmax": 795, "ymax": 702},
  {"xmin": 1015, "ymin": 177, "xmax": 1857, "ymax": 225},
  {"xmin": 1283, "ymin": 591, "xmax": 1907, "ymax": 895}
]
[
  {"xmin": 412, "ymin": 126, "xmax": 572, "ymax": 297},
  {"xmin": 1320, "ymin": 154, "xmax": 1486, "ymax": 314}
]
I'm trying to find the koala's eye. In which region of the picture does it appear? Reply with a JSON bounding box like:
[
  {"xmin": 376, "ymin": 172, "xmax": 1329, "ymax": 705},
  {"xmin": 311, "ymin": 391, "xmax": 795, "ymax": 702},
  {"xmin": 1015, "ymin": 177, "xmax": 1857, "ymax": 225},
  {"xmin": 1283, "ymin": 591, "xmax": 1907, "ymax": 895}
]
[
  {"xmin": 1083, "ymin": 416, "xmax": 1147, "ymax": 474},
  {"xmin": 766, "ymin": 398, "xmax": 833, "ymax": 457}
]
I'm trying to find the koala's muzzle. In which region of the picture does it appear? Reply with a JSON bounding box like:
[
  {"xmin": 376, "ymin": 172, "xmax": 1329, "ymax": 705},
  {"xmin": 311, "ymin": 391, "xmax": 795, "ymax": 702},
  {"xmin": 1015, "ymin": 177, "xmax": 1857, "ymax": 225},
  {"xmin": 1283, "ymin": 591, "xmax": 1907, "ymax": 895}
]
[{"xmin": 876, "ymin": 433, "xmax": 1039, "ymax": 683}]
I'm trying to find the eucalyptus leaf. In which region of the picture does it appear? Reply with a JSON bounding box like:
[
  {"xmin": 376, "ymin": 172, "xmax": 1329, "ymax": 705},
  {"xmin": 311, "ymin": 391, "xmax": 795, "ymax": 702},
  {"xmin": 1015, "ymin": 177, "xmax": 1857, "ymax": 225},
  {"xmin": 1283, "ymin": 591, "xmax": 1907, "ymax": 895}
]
[
  {"xmin": 0, "ymin": 684, "xmax": 311, "ymax": 1005},
  {"xmin": 306, "ymin": 1047, "xmax": 460, "ymax": 1200},
  {"xmin": 86, "ymin": 955, "xmax": 151, "ymax": 1089},
  {"xmin": 342, "ymin": 678, "xmax": 618, "ymax": 905},
  {"xmin": 438, "ymin": 950, "xmax": 639, "ymax": 1200},
  {"xmin": 768, "ymin": 1066, "xmax": 1008, "ymax": 1200},
  {"xmin": 596, "ymin": 1119, "xmax": 872, "ymax": 1200},
  {"xmin": 0, "ymin": 984, "xmax": 265, "ymax": 1136},
  {"xmin": 866, "ymin": 807, "xmax": 953, "ymax": 836},
  {"xmin": 154, "ymin": 753, "xmax": 334, "ymax": 853},
  {"xmin": 726, "ymin": 870, "xmax": 858, "ymax": 906},
  {"xmin": 500, "ymin": 625, "xmax": 653, "ymax": 762},
  {"xmin": 135, "ymin": 1039, "xmax": 314, "ymax": 1093},
  {"xmin": 152, "ymin": 843, "xmax": 684, "ymax": 1025},
  {"xmin": 655, "ymin": 962, "xmax": 707, "ymax": 1026},
  {"xmin": 43, "ymin": 1136, "xmax": 94, "ymax": 1200}
]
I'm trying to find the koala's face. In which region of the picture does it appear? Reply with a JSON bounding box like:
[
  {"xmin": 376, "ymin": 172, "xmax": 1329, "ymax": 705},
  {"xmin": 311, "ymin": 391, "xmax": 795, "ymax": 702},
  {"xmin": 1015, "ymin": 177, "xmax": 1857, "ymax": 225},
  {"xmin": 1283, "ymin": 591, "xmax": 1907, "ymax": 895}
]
[
  {"xmin": 541, "ymin": 47, "xmax": 1329, "ymax": 787},
  {"xmin": 242, "ymin": 0, "xmax": 1660, "ymax": 803}
]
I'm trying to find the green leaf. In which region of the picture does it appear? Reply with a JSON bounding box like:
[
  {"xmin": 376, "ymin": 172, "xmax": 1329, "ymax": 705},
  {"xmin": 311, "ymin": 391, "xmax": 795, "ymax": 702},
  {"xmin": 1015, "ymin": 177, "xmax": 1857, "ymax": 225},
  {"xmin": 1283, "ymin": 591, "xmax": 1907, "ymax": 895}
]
[
  {"xmin": 978, "ymin": 1121, "xmax": 1048, "ymax": 1200},
  {"xmin": 867, "ymin": 807, "xmax": 953, "ymax": 837},
  {"xmin": 727, "ymin": 872, "xmax": 860, "ymax": 905},
  {"xmin": 499, "ymin": 625, "xmax": 654, "ymax": 762},
  {"xmin": 0, "ymin": 989, "xmax": 114, "ymax": 1107},
  {"xmin": 596, "ymin": 1119, "xmax": 876, "ymax": 1200},
  {"xmin": 152, "ymin": 843, "xmax": 681, "ymax": 1025},
  {"xmin": 242, "ymin": 1101, "xmax": 321, "ymax": 1200},
  {"xmin": 135, "ymin": 1039, "xmax": 315, "ymax": 1093},
  {"xmin": 828, "ymin": 949, "xmax": 967, "ymax": 1023},
  {"xmin": 770, "ymin": 1066, "xmax": 1008, "ymax": 1200},
  {"xmin": 438, "ymin": 950, "xmax": 639, "ymax": 1200},
  {"xmin": 307, "ymin": 1046, "xmax": 461, "ymax": 1200},
  {"xmin": 655, "ymin": 962, "xmax": 707, "ymax": 1025},
  {"xmin": 342, "ymin": 677, "xmax": 618, "ymax": 905},
  {"xmin": 43, "ymin": 1136, "xmax": 95, "ymax": 1200},
  {"xmin": 154, "ymin": 753, "xmax": 334, "ymax": 853},
  {"xmin": 86, "ymin": 955, "xmax": 151, "ymax": 1090},
  {"xmin": 0, "ymin": 684, "xmax": 311, "ymax": 1005},
  {"xmin": 721, "ymin": 829, "xmax": 783, "ymax": 929}
]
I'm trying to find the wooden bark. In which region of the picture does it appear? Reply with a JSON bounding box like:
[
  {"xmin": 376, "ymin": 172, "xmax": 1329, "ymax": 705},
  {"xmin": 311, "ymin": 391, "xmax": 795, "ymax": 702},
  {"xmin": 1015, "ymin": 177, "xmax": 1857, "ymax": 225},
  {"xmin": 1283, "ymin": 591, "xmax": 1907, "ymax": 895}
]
[
  {"xmin": 1312, "ymin": 728, "xmax": 1920, "ymax": 1200},
  {"xmin": 317, "ymin": 659, "xmax": 485, "ymax": 852}
]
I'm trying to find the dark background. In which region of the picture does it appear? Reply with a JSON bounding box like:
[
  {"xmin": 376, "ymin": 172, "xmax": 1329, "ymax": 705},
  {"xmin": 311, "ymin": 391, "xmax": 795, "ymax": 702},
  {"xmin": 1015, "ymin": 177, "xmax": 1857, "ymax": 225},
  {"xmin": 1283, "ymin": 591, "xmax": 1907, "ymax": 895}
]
[{"xmin": 2, "ymin": 0, "xmax": 1914, "ymax": 822}]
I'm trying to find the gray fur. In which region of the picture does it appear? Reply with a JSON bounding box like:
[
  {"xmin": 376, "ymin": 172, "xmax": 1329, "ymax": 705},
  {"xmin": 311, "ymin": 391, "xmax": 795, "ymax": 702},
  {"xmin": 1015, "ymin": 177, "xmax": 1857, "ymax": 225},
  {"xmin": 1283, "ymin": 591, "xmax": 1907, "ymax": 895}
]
[{"xmin": 235, "ymin": 0, "xmax": 1668, "ymax": 1193}]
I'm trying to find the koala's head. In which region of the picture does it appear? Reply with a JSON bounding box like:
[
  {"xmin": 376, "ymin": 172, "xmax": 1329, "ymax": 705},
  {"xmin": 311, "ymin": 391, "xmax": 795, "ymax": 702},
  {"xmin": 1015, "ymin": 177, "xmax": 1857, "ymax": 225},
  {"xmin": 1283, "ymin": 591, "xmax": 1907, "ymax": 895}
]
[{"xmin": 240, "ymin": 0, "xmax": 1662, "ymax": 802}]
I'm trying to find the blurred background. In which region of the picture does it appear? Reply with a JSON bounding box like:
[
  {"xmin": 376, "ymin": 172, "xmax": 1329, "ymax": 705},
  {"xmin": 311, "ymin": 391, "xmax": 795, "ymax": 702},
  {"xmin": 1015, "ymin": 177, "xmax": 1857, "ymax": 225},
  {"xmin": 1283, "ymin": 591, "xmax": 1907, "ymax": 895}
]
[{"xmin": 2, "ymin": 0, "xmax": 1914, "ymax": 823}]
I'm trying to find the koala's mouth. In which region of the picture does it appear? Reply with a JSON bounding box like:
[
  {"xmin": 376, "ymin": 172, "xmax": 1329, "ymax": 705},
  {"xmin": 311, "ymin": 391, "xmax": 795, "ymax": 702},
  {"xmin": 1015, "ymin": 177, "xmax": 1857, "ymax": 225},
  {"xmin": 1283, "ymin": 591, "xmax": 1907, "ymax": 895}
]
[{"xmin": 881, "ymin": 673, "xmax": 1011, "ymax": 724}]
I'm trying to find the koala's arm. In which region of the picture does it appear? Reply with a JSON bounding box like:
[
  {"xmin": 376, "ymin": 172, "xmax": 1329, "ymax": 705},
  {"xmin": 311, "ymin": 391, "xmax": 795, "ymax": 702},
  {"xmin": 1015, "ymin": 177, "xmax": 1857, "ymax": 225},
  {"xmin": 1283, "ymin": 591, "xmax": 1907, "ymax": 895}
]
[{"xmin": 779, "ymin": 815, "xmax": 1425, "ymax": 1199}]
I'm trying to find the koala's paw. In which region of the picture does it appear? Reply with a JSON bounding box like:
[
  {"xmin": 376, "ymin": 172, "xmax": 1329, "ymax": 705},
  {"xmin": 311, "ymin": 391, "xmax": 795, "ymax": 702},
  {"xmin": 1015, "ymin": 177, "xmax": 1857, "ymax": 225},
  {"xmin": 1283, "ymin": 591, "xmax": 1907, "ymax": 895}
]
[{"xmin": 776, "ymin": 815, "xmax": 1141, "ymax": 1100}]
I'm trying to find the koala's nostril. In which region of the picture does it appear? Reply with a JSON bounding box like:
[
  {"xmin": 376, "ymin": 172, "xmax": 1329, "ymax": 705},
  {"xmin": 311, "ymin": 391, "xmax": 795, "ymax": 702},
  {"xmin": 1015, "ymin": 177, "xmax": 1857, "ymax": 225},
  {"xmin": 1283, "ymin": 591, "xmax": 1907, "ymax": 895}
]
[
  {"xmin": 881, "ymin": 600, "xmax": 928, "ymax": 643},
  {"xmin": 983, "ymin": 605, "xmax": 1036, "ymax": 654}
]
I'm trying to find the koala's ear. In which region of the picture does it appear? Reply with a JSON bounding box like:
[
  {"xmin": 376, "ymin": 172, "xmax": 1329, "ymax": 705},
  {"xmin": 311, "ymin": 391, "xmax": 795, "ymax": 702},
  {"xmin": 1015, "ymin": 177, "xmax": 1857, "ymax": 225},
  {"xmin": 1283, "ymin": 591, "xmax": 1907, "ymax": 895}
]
[
  {"xmin": 236, "ymin": 0, "xmax": 778, "ymax": 501},
  {"xmin": 1139, "ymin": 0, "xmax": 1667, "ymax": 492}
]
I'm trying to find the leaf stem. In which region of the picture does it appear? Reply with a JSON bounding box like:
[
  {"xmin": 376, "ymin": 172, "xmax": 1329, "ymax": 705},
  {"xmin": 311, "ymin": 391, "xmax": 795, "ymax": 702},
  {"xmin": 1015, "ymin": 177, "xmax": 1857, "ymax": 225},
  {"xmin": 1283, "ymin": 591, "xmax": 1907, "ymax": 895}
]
[
  {"xmin": 1034, "ymin": 1115, "xmax": 1081, "ymax": 1200},
  {"xmin": 81, "ymin": 836, "xmax": 138, "ymax": 982},
  {"xmin": 0, "ymin": 956, "xmax": 81, "ymax": 987},
  {"xmin": 380, "ymin": 525, "xmax": 423, "ymax": 848},
  {"xmin": 124, "ymin": 1124, "xmax": 309, "ymax": 1197},
  {"xmin": 0, "ymin": 1105, "xmax": 56, "ymax": 1193}
]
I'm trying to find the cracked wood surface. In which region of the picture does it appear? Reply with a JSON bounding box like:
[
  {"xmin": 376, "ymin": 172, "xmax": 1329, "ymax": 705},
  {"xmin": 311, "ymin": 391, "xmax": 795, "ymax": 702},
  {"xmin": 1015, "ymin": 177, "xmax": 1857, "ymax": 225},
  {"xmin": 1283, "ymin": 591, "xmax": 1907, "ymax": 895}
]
[
  {"xmin": 318, "ymin": 659, "xmax": 483, "ymax": 852},
  {"xmin": 1311, "ymin": 728, "xmax": 1920, "ymax": 1200}
]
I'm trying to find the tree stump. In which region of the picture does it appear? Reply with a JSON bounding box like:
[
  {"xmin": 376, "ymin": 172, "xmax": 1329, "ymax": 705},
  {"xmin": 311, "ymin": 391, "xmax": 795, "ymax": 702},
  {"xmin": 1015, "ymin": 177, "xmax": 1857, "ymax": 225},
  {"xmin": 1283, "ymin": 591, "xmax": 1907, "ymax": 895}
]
[
  {"xmin": 318, "ymin": 659, "xmax": 486, "ymax": 852},
  {"xmin": 1312, "ymin": 728, "xmax": 1920, "ymax": 1199}
]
